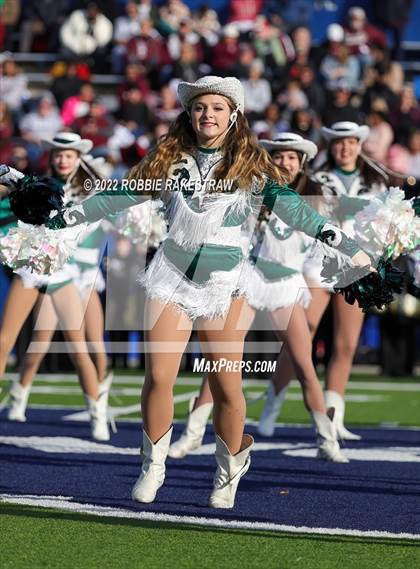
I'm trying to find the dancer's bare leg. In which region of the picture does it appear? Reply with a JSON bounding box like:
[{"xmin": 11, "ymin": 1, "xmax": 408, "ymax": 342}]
[
  {"xmin": 326, "ymin": 294, "xmax": 365, "ymax": 396},
  {"xmin": 271, "ymin": 305, "xmax": 326, "ymax": 413},
  {"xmin": 304, "ymin": 284, "xmax": 331, "ymax": 338},
  {"xmin": 83, "ymin": 290, "xmax": 108, "ymax": 382},
  {"xmin": 197, "ymin": 298, "xmax": 254, "ymax": 454},
  {"xmin": 18, "ymin": 295, "xmax": 57, "ymax": 387},
  {"xmin": 193, "ymin": 373, "xmax": 213, "ymax": 407},
  {"xmin": 51, "ymin": 284, "xmax": 99, "ymax": 399},
  {"xmin": 141, "ymin": 299, "xmax": 193, "ymax": 442},
  {"xmin": 0, "ymin": 276, "xmax": 39, "ymax": 376}
]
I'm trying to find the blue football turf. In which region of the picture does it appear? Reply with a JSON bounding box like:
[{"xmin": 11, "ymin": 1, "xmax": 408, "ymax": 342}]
[{"xmin": 0, "ymin": 408, "xmax": 419, "ymax": 534}]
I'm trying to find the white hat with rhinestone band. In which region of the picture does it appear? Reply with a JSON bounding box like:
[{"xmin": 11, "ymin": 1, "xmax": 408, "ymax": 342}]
[{"xmin": 177, "ymin": 76, "xmax": 245, "ymax": 114}]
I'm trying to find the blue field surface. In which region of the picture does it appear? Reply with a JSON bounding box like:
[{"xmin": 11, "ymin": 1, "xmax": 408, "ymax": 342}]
[{"xmin": 1, "ymin": 408, "xmax": 419, "ymax": 537}]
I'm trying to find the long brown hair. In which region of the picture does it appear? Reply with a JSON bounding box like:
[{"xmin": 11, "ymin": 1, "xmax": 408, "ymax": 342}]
[{"xmin": 128, "ymin": 107, "xmax": 291, "ymax": 190}]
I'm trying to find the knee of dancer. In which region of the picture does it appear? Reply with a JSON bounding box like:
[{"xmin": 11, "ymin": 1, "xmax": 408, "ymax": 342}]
[
  {"xmin": 0, "ymin": 333, "xmax": 14, "ymax": 357},
  {"xmin": 145, "ymin": 365, "xmax": 177, "ymax": 389},
  {"xmin": 334, "ymin": 342, "xmax": 359, "ymax": 360}
]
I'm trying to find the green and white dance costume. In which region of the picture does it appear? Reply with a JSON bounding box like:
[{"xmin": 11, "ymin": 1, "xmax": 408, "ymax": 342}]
[
  {"xmin": 243, "ymin": 213, "xmax": 313, "ymax": 311},
  {"xmin": 49, "ymin": 147, "xmax": 363, "ymax": 320},
  {"xmin": 303, "ymin": 165, "xmax": 387, "ymax": 287}
]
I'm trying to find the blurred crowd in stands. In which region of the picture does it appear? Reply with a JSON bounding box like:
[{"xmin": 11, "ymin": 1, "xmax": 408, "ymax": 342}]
[
  {"xmin": 0, "ymin": 0, "xmax": 418, "ymax": 183},
  {"xmin": 0, "ymin": 0, "xmax": 419, "ymax": 374}
]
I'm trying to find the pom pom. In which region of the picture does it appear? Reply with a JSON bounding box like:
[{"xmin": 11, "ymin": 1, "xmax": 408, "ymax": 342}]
[
  {"xmin": 0, "ymin": 221, "xmax": 86, "ymax": 275},
  {"xmin": 9, "ymin": 175, "xmax": 64, "ymax": 225},
  {"xmin": 353, "ymin": 187, "xmax": 420, "ymax": 261},
  {"xmin": 114, "ymin": 200, "xmax": 166, "ymax": 247},
  {"xmin": 321, "ymin": 257, "xmax": 404, "ymax": 312}
]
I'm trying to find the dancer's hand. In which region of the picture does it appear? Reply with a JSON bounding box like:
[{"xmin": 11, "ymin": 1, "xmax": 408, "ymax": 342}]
[
  {"xmin": 0, "ymin": 165, "xmax": 25, "ymax": 184},
  {"xmin": 351, "ymin": 250, "xmax": 376, "ymax": 272}
]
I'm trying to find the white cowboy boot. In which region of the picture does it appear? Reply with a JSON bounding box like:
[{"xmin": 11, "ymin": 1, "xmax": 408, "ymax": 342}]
[
  {"xmin": 86, "ymin": 392, "xmax": 110, "ymax": 442},
  {"xmin": 8, "ymin": 382, "xmax": 31, "ymax": 422},
  {"xmin": 209, "ymin": 434, "xmax": 254, "ymax": 509},
  {"xmin": 312, "ymin": 410, "xmax": 349, "ymax": 463},
  {"xmin": 257, "ymin": 382, "xmax": 288, "ymax": 437},
  {"xmin": 168, "ymin": 397, "xmax": 213, "ymax": 458},
  {"xmin": 324, "ymin": 390, "xmax": 361, "ymax": 441},
  {"xmin": 99, "ymin": 370, "xmax": 114, "ymax": 400},
  {"xmin": 132, "ymin": 427, "xmax": 173, "ymax": 503}
]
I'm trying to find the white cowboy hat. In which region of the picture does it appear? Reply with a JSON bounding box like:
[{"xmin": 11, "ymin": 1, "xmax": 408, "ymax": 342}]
[
  {"xmin": 260, "ymin": 133, "xmax": 318, "ymax": 161},
  {"xmin": 177, "ymin": 76, "xmax": 245, "ymax": 114},
  {"xmin": 321, "ymin": 121, "xmax": 370, "ymax": 143},
  {"xmin": 42, "ymin": 132, "xmax": 93, "ymax": 154}
]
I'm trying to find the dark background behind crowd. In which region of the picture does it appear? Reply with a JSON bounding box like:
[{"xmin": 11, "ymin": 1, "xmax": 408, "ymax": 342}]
[{"xmin": 0, "ymin": 0, "xmax": 419, "ymax": 376}]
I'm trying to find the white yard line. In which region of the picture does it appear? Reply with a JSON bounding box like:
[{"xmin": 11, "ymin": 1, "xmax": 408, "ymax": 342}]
[
  {"xmin": 0, "ymin": 494, "xmax": 418, "ymax": 540},
  {"xmin": 62, "ymin": 390, "xmax": 199, "ymax": 421},
  {"xmin": 4, "ymin": 373, "xmax": 419, "ymax": 391}
]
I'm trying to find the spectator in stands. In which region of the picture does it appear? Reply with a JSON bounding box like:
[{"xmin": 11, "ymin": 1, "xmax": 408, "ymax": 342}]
[
  {"xmin": 228, "ymin": 0, "xmax": 264, "ymax": 34},
  {"xmin": 157, "ymin": 0, "xmax": 191, "ymax": 35},
  {"xmin": 168, "ymin": 18, "xmax": 203, "ymax": 63},
  {"xmin": 257, "ymin": 102, "xmax": 283, "ymax": 139},
  {"xmin": 0, "ymin": 0, "xmax": 21, "ymax": 51},
  {"xmin": 112, "ymin": 1, "xmax": 142, "ymax": 74},
  {"xmin": 343, "ymin": 6, "xmax": 386, "ymax": 66},
  {"xmin": 242, "ymin": 59, "xmax": 272, "ymax": 119},
  {"xmin": 290, "ymin": 108, "xmax": 320, "ymax": 144},
  {"xmin": 389, "ymin": 84, "xmax": 420, "ymax": 145},
  {"xmin": 19, "ymin": 92, "xmax": 63, "ymax": 161},
  {"xmin": 171, "ymin": 42, "xmax": 200, "ymax": 83},
  {"xmin": 49, "ymin": 62, "xmax": 86, "ymax": 108},
  {"xmin": 152, "ymin": 84, "xmax": 181, "ymax": 123},
  {"xmin": 290, "ymin": 26, "xmax": 313, "ymax": 68},
  {"xmin": 9, "ymin": 144, "xmax": 31, "ymax": 175},
  {"xmin": 192, "ymin": 5, "xmax": 220, "ymax": 49},
  {"xmin": 253, "ymin": 15, "xmax": 295, "ymax": 71},
  {"xmin": 320, "ymin": 39, "xmax": 361, "ymax": 92},
  {"xmin": 406, "ymin": 129, "xmax": 420, "ymax": 178},
  {"xmin": 19, "ymin": 0, "xmax": 67, "ymax": 53},
  {"xmin": 231, "ymin": 43, "xmax": 255, "ymax": 80},
  {"xmin": 0, "ymin": 100, "xmax": 14, "ymax": 163},
  {"xmin": 115, "ymin": 84, "xmax": 155, "ymax": 134},
  {"xmin": 373, "ymin": 0, "xmax": 414, "ymax": 60},
  {"xmin": 0, "ymin": 99, "xmax": 13, "ymax": 139},
  {"xmin": 0, "ymin": 52, "xmax": 29, "ymax": 113},
  {"xmin": 61, "ymin": 82, "xmax": 96, "ymax": 127},
  {"xmin": 363, "ymin": 102, "xmax": 394, "ymax": 163},
  {"xmin": 72, "ymin": 98, "xmax": 114, "ymax": 155},
  {"xmin": 117, "ymin": 63, "xmax": 151, "ymax": 103},
  {"xmin": 126, "ymin": 19, "xmax": 171, "ymax": 87},
  {"xmin": 60, "ymin": 1, "xmax": 113, "ymax": 71},
  {"xmin": 322, "ymin": 79, "xmax": 361, "ymax": 126},
  {"xmin": 211, "ymin": 24, "xmax": 240, "ymax": 76},
  {"xmin": 297, "ymin": 65, "xmax": 325, "ymax": 115},
  {"xmin": 363, "ymin": 61, "xmax": 400, "ymax": 115}
]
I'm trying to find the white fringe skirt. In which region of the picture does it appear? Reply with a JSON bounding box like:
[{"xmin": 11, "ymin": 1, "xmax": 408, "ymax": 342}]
[
  {"xmin": 137, "ymin": 248, "xmax": 247, "ymax": 321},
  {"xmin": 241, "ymin": 260, "xmax": 312, "ymax": 312}
]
